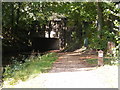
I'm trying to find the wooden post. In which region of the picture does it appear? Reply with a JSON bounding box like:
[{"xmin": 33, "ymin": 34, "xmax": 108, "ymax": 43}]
[{"xmin": 98, "ymin": 50, "xmax": 104, "ymax": 66}]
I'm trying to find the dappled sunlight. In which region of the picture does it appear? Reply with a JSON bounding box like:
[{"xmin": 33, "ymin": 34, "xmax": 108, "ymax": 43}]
[
  {"xmin": 3, "ymin": 64, "xmax": 118, "ymax": 88},
  {"xmin": 67, "ymin": 52, "xmax": 82, "ymax": 56},
  {"xmin": 2, "ymin": 1, "xmax": 119, "ymax": 88},
  {"xmin": 3, "ymin": 51, "xmax": 118, "ymax": 88},
  {"xmin": 14, "ymin": 66, "xmax": 117, "ymax": 88},
  {"xmin": 58, "ymin": 56, "xmax": 68, "ymax": 59},
  {"xmin": 50, "ymin": 52, "xmax": 99, "ymax": 73},
  {"xmin": 49, "ymin": 67, "xmax": 97, "ymax": 73},
  {"xmin": 79, "ymin": 56, "xmax": 98, "ymax": 59},
  {"xmin": 74, "ymin": 46, "xmax": 87, "ymax": 53}
]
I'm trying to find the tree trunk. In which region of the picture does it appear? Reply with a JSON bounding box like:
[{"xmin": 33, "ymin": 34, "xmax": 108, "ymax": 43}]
[
  {"xmin": 48, "ymin": 21, "xmax": 51, "ymax": 38},
  {"xmin": 11, "ymin": 3, "xmax": 14, "ymax": 31},
  {"xmin": 96, "ymin": 2, "xmax": 103, "ymax": 39},
  {"xmin": 16, "ymin": 2, "xmax": 21, "ymax": 30},
  {"xmin": 42, "ymin": 24, "xmax": 45, "ymax": 38},
  {"xmin": 75, "ymin": 21, "xmax": 83, "ymax": 48}
]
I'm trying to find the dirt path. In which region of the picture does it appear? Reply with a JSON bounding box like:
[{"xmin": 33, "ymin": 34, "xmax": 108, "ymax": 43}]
[{"xmin": 4, "ymin": 51, "xmax": 118, "ymax": 88}]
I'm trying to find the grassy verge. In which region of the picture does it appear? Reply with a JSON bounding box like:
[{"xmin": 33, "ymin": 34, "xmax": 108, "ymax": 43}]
[
  {"xmin": 3, "ymin": 52, "xmax": 58, "ymax": 85},
  {"xmin": 85, "ymin": 58, "xmax": 118, "ymax": 65}
]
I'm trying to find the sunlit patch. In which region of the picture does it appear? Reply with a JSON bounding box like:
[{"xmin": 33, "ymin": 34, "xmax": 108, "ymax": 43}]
[
  {"xmin": 67, "ymin": 53, "xmax": 82, "ymax": 56},
  {"xmin": 58, "ymin": 57, "xmax": 67, "ymax": 59}
]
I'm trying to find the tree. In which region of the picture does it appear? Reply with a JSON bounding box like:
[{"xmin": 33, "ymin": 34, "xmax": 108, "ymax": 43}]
[{"xmin": 2, "ymin": 2, "xmax": 119, "ymax": 53}]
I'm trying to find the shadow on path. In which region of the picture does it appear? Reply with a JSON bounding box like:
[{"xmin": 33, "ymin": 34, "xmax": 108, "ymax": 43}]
[
  {"xmin": 8, "ymin": 50, "xmax": 117, "ymax": 88},
  {"xmin": 49, "ymin": 51, "xmax": 98, "ymax": 73}
]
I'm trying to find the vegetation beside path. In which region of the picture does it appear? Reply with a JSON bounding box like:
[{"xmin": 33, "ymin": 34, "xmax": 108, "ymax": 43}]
[
  {"xmin": 2, "ymin": 52, "xmax": 58, "ymax": 86},
  {"xmin": 4, "ymin": 50, "xmax": 118, "ymax": 88},
  {"xmin": 2, "ymin": 49, "xmax": 118, "ymax": 88}
]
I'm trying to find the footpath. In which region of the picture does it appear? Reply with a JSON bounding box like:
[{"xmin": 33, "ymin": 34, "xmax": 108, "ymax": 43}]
[{"xmin": 3, "ymin": 50, "xmax": 118, "ymax": 88}]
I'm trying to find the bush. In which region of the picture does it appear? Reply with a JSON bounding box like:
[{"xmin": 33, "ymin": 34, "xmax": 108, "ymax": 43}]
[{"xmin": 3, "ymin": 52, "xmax": 58, "ymax": 85}]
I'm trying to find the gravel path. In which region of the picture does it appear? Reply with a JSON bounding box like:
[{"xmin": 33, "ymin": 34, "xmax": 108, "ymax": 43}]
[{"xmin": 4, "ymin": 52, "xmax": 118, "ymax": 88}]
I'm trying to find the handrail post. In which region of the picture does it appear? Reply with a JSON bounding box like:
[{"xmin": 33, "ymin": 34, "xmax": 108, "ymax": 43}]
[{"xmin": 98, "ymin": 50, "xmax": 104, "ymax": 67}]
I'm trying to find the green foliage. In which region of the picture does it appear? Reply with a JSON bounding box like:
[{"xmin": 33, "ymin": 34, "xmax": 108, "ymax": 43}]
[
  {"xmin": 63, "ymin": 39, "xmax": 80, "ymax": 52},
  {"xmin": 113, "ymin": 24, "xmax": 120, "ymax": 62},
  {"xmin": 88, "ymin": 2, "xmax": 119, "ymax": 51},
  {"xmin": 89, "ymin": 27, "xmax": 116, "ymax": 50},
  {"xmin": 2, "ymin": 2, "xmax": 54, "ymax": 48},
  {"xmin": 3, "ymin": 52, "xmax": 58, "ymax": 85},
  {"xmin": 2, "ymin": 2, "xmax": 119, "ymax": 53}
]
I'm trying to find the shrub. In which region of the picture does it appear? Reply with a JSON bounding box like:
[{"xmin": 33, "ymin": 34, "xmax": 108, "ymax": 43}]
[{"xmin": 3, "ymin": 52, "xmax": 58, "ymax": 85}]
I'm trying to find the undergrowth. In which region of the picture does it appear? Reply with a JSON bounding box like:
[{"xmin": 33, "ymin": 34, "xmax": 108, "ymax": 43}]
[
  {"xmin": 3, "ymin": 52, "xmax": 58, "ymax": 85},
  {"xmin": 85, "ymin": 58, "xmax": 118, "ymax": 65}
]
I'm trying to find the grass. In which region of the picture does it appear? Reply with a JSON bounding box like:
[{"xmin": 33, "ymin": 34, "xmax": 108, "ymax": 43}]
[
  {"xmin": 85, "ymin": 57, "xmax": 118, "ymax": 65},
  {"xmin": 3, "ymin": 52, "xmax": 58, "ymax": 85}
]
